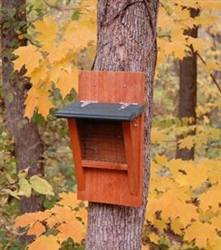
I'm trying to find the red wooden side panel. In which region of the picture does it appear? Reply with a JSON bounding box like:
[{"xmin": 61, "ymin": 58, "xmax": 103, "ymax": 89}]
[{"xmin": 68, "ymin": 119, "xmax": 85, "ymax": 191}]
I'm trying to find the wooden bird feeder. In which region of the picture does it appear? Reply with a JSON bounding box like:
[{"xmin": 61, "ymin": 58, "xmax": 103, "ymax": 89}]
[{"xmin": 56, "ymin": 71, "xmax": 145, "ymax": 207}]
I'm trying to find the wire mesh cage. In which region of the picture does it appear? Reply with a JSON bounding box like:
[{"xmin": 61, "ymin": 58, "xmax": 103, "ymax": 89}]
[{"xmin": 78, "ymin": 119, "xmax": 126, "ymax": 163}]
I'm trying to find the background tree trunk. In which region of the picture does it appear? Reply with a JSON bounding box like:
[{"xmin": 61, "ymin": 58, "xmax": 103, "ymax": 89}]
[
  {"xmin": 1, "ymin": 0, "xmax": 44, "ymax": 215},
  {"xmin": 176, "ymin": 8, "xmax": 199, "ymax": 160},
  {"xmin": 85, "ymin": 1, "xmax": 159, "ymax": 249}
]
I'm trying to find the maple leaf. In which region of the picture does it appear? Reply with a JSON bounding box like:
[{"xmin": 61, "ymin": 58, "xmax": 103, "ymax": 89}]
[
  {"xmin": 210, "ymin": 214, "xmax": 221, "ymax": 231},
  {"xmin": 13, "ymin": 45, "xmax": 42, "ymax": 73},
  {"xmin": 58, "ymin": 192, "xmax": 79, "ymax": 208},
  {"xmin": 152, "ymin": 218, "xmax": 167, "ymax": 232},
  {"xmin": 28, "ymin": 60, "xmax": 49, "ymax": 85},
  {"xmin": 142, "ymin": 245, "xmax": 150, "ymax": 250},
  {"xmin": 57, "ymin": 220, "xmax": 85, "ymax": 244},
  {"xmin": 24, "ymin": 87, "xmax": 37, "ymax": 119},
  {"xmin": 188, "ymin": 37, "xmax": 210, "ymax": 54},
  {"xmin": 51, "ymin": 205, "xmax": 77, "ymax": 224},
  {"xmin": 34, "ymin": 17, "xmax": 58, "ymax": 51},
  {"xmin": 36, "ymin": 87, "xmax": 54, "ymax": 119},
  {"xmin": 55, "ymin": 68, "xmax": 78, "ymax": 97},
  {"xmin": 27, "ymin": 221, "xmax": 46, "ymax": 237},
  {"xmin": 15, "ymin": 210, "xmax": 50, "ymax": 228},
  {"xmin": 199, "ymin": 185, "xmax": 221, "ymax": 213},
  {"xmin": 155, "ymin": 154, "xmax": 168, "ymax": 166},
  {"xmin": 170, "ymin": 218, "xmax": 184, "ymax": 235},
  {"xmin": 168, "ymin": 159, "xmax": 209, "ymax": 188},
  {"xmin": 207, "ymin": 237, "xmax": 221, "ymax": 250},
  {"xmin": 28, "ymin": 235, "xmax": 60, "ymax": 250},
  {"xmin": 178, "ymin": 135, "xmax": 195, "ymax": 150},
  {"xmin": 184, "ymin": 221, "xmax": 219, "ymax": 249},
  {"xmin": 151, "ymin": 128, "xmax": 168, "ymax": 144},
  {"xmin": 149, "ymin": 232, "xmax": 160, "ymax": 244},
  {"xmin": 147, "ymin": 190, "xmax": 198, "ymax": 227}
]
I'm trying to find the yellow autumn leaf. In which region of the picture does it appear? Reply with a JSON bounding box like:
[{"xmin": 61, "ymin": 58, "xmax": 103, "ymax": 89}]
[
  {"xmin": 147, "ymin": 190, "xmax": 198, "ymax": 227},
  {"xmin": 199, "ymin": 185, "xmax": 221, "ymax": 213},
  {"xmin": 27, "ymin": 221, "xmax": 46, "ymax": 237},
  {"xmin": 23, "ymin": 93, "xmax": 35, "ymax": 117},
  {"xmin": 155, "ymin": 154, "xmax": 168, "ymax": 166},
  {"xmin": 170, "ymin": 218, "xmax": 184, "ymax": 235},
  {"xmin": 34, "ymin": 17, "xmax": 58, "ymax": 51},
  {"xmin": 28, "ymin": 235, "xmax": 60, "ymax": 250},
  {"xmin": 13, "ymin": 45, "xmax": 42, "ymax": 73},
  {"xmin": 197, "ymin": 158, "xmax": 221, "ymax": 185},
  {"xmin": 207, "ymin": 237, "xmax": 221, "ymax": 250},
  {"xmin": 178, "ymin": 135, "xmax": 195, "ymax": 150},
  {"xmin": 152, "ymin": 218, "xmax": 167, "ymax": 232},
  {"xmin": 36, "ymin": 87, "xmax": 54, "ymax": 119},
  {"xmin": 210, "ymin": 214, "xmax": 221, "ymax": 231},
  {"xmin": 142, "ymin": 245, "xmax": 150, "ymax": 250},
  {"xmin": 184, "ymin": 221, "xmax": 219, "ymax": 249},
  {"xmin": 151, "ymin": 127, "xmax": 167, "ymax": 144},
  {"xmin": 188, "ymin": 37, "xmax": 211, "ymax": 54},
  {"xmin": 46, "ymin": 42, "xmax": 70, "ymax": 64},
  {"xmin": 149, "ymin": 232, "xmax": 160, "ymax": 244},
  {"xmin": 56, "ymin": 68, "xmax": 78, "ymax": 96},
  {"xmin": 28, "ymin": 60, "xmax": 49, "ymax": 85},
  {"xmin": 57, "ymin": 220, "xmax": 85, "ymax": 244},
  {"xmin": 168, "ymin": 159, "xmax": 209, "ymax": 188},
  {"xmin": 58, "ymin": 192, "xmax": 79, "ymax": 208}
]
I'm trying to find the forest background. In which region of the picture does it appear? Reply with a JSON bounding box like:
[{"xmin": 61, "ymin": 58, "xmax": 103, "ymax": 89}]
[{"xmin": 0, "ymin": 0, "xmax": 220, "ymax": 250}]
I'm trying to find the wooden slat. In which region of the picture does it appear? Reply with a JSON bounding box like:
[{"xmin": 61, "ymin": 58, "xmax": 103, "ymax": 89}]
[
  {"xmin": 82, "ymin": 160, "xmax": 128, "ymax": 171},
  {"xmin": 79, "ymin": 71, "xmax": 145, "ymax": 104},
  {"xmin": 122, "ymin": 117, "xmax": 141, "ymax": 196},
  {"xmin": 68, "ymin": 119, "xmax": 85, "ymax": 191}
]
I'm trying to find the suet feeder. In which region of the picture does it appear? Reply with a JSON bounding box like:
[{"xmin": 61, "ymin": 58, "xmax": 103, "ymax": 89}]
[{"xmin": 56, "ymin": 71, "xmax": 145, "ymax": 207}]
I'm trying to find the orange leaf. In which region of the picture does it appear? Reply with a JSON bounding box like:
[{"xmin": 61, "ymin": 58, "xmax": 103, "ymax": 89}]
[
  {"xmin": 27, "ymin": 221, "xmax": 46, "ymax": 237},
  {"xmin": 58, "ymin": 192, "xmax": 79, "ymax": 208},
  {"xmin": 199, "ymin": 185, "xmax": 221, "ymax": 213},
  {"xmin": 28, "ymin": 235, "xmax": 60, "ymax": 250},
  {"xmin": 15, "ymin": 210, "xmax": 51, "ymax": 228},
  {"xmin": 51, "ymin": 205, "xmax": 77, "ymax": 223},
  {"xmin": 57, "ymin": 220, "xmax": 85, "ymax": 244},
  {"xmin": 184, "ymin": 221, "xmax": 219, "ymax": 249}
]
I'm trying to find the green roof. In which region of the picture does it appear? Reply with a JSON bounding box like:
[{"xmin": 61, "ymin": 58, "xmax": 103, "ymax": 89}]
[{"xmin": 56, "ymin": 102, "xmax": 144, "ymax": 121}]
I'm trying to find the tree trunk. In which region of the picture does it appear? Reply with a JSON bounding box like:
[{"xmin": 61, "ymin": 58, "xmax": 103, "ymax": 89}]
[
  {"xmin": 176, "ymin": 8, "xmax": 199, "ymax": 160},
  {"xmin": 1, "ymin": 0, "xmax": 44, "ymax": 214},
  {"xmin": 85, "ymin": 1, "xmax": 159, "ymax": 249}
]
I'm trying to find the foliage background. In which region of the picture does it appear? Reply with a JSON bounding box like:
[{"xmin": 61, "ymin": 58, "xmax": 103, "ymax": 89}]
[{"xmin": 0, "ymin": 0, "xmax": 220, "ymax": 249}]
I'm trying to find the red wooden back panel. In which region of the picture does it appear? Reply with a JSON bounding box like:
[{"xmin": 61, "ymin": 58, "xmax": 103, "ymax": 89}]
[{"xmin": 71, "ymin": 71, "xmax": 145, "ymax": 207}]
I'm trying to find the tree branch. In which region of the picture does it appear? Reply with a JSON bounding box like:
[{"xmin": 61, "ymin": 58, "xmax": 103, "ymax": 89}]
[{"xmin": 196, "ymin": 52, "xmax": 221, "ymax": 94}]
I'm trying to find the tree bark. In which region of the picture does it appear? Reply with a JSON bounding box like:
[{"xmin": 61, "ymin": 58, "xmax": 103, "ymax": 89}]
[
  {"xmin": 176, "ymin": 8, "xmax": 199, "ymax": 160},
  {"xmin": 1, "ymin": 0, "xmax": 44, "ymax": 214},
  {"xmin": 85, "ymin": 1, "xmax": 159, "ymax": 249}
]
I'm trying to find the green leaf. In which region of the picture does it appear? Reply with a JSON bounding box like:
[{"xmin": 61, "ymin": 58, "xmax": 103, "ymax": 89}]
[
  {"xmin": 2, "ymin": 189, "xmax": 20, "ymax": 199},
  {"xmin": 72, "ymin": 9, "xmax": 80, "ymax": 20},
  {"xmin": 30, "ymin": 175, "xmax": 54, "ymax": 196},
  {"xmin": 19, "ymin": 178, "xmax": 32, "ymax": 197}
]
